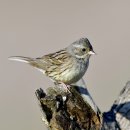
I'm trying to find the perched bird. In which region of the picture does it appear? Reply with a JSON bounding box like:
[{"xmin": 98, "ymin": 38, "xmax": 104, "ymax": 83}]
[{"xmin": 9, "ymin": 38, "xmax": 95, "ymax": 86}]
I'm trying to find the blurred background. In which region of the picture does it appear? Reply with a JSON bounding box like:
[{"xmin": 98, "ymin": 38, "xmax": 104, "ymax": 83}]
[{"xmin": 0, "ymin": 0, "xmax": 130, "ymax": 130}]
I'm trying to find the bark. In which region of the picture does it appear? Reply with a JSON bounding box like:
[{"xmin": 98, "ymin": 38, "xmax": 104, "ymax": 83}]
[{"xmin": 35, "ymin": 80, "xmax": 130, "ymax": 130}]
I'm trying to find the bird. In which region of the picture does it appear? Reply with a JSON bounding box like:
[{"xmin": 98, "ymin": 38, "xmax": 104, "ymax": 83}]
[{"xmin": 9, "ymin": 38, "xmax": 95, "ymax": 87}]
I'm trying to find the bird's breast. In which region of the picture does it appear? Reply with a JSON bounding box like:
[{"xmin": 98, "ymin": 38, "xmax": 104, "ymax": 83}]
[{"xmin": 59, "ymin": 59, "xmax": 89, "ymax": 84}]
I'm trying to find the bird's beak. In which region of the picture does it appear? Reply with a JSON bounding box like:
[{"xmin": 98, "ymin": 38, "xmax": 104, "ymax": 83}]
[{"xmin": 88, "ymin": 50, "xmax": 96, "ymax": 55}]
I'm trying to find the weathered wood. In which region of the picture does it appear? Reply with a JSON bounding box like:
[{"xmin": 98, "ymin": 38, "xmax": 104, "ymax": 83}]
[
  {"xmin": 35, "ymin": 81, "xmax": 130, "ymax": 130},
  {"xmin": 35, "ymin": 80, "xmax": 102, "ymax": 130},
  {"xmin": 102, "ymin": 81, "xmax": 130, "ymax": 130}
]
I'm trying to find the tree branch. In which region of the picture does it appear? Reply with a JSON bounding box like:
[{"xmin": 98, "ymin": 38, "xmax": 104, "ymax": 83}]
[{"xmin": 35, "ymin": 81, "xmax": 130, "ymax": 130}]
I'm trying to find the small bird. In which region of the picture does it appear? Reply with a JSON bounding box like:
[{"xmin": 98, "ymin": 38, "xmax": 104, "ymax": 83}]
[{"xmin": 9, "ymin": 38, "xmax": 95, "ymax": 86}]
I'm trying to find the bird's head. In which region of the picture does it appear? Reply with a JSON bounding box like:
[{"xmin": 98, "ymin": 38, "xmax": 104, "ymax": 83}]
[{"xmin": 67, "ymin": 38, "xmax": 95, "ymax": 59}]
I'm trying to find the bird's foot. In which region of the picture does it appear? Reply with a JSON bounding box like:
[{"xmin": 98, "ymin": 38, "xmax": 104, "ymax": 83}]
[{"xmin": 59, "ymin": 82, "xmax": 71, "ymax": 93}]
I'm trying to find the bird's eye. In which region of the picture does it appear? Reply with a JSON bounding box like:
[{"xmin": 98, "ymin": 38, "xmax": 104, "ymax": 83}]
[{"xmin": 82, "ymin": 48, "xmax": 86, "ymax": 52}]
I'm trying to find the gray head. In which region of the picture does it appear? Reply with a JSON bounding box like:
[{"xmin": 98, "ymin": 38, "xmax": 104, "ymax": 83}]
[{"xmin": 67, "ymin": 38, "xmax": 95, "ymax": 59}]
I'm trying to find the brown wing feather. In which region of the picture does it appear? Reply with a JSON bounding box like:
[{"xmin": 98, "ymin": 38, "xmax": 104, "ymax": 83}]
[
  {"xmin": 36, "ymin": 49, "xmax": 70, "ymax": 66},
  {"xmin": 35, "ymin": 49, "xmax": 73, "ymax": 82}
]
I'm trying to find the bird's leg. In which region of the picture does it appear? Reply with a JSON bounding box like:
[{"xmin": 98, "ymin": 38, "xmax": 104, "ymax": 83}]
[
  {"xmin": 59, "ymin": 82, "xmax": 71, "ymax": 93},
  {"xmin": 54, "ymin": 82, "xmax": 70, "ymax": 93}
]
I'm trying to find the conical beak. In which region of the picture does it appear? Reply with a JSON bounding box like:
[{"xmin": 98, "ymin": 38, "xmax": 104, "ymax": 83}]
[{"xmin": 88, "ymin": 50, "xmax": 96, "ymax": 55}]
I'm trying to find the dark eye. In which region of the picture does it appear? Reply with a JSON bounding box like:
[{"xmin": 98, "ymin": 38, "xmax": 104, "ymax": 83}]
[{"xmin": 82, "ymin": 48, "xmax": 86, "ymax": 52}]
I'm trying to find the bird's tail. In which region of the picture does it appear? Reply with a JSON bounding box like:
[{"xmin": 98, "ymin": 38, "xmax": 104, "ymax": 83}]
[
  {"xmin": 8, "ymin": 56, "xmax": 45, "ymax": 73},
  {"xmin": 8, "ymin": 56, "xmax": 34, "ymax": 63}
]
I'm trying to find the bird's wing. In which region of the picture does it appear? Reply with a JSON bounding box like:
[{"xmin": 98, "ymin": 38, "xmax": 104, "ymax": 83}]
[
  {"xmin": 37, "ymin": 49, "xmax": 71, "ymax": 66},
  {"xmin": 9, "ymin": 49, "xmax": 72, "ymax": 76}
]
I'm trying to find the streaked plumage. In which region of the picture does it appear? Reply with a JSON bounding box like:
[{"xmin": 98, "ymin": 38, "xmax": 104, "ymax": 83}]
[{"xmin": 9, "ymin": 38, "xmax": 95, "ymax": 85}]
